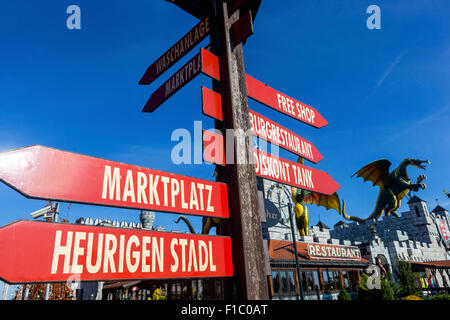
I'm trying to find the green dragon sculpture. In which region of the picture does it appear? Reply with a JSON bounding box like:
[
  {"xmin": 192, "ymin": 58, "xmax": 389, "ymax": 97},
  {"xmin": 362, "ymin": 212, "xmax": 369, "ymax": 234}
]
[
  {"xmin": 340, "ymin": 158, "xmax": 429, "ymax": 223},
  {"xmin": 175, "ymin": 215, "xmax": 220, "ymax": 235}
]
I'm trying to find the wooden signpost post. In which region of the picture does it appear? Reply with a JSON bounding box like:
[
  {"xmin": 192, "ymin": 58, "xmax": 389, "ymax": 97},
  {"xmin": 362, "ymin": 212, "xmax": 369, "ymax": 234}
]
[{"xmin": 0, "ymin": 0, "xmax": 341, "ymax": 301}]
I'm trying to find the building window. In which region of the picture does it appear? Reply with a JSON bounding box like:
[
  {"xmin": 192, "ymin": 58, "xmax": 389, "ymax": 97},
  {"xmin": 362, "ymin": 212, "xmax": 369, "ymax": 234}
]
[
  {"xmin": 271, "ymin": 269, "xmax": 297, "ymax": 298},
  {"xmin": 327, "ymin": 270, "xmax": 335, "ymax": 290},
  {"xmin": 414, "ymin": 206, "xmax": 420, "ymax": 217},
  {"xmin": 342, "ymin": 270, "xmax": 350, "ymax": 289},
  {"xmin": 280, "ymin": 271, "xmax": 288, "ymax": 292},
  {"xmin": 272, "ymin": 271, "xmax": 280, "ymax": 294},
  {"xmin": 312, "ymin": 271, "xmax": 321, "ymax": 292},
  {"xmin": 334, "ymin": 270, "xmax": 342, "ymax": 289},
  {"xmin": 322, "ymin": 270, "xmax": 328, "ymax": 290}
]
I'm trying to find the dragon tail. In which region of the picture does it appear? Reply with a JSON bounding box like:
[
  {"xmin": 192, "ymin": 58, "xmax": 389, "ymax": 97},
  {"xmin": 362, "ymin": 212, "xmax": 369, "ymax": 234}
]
[
  {"xmin": 175, "ymin": 216, "xmax": 196, "ymax": 234},
  {"xmin": 341, "ymin": 192, "xmax": 385, "ymax": 223}
]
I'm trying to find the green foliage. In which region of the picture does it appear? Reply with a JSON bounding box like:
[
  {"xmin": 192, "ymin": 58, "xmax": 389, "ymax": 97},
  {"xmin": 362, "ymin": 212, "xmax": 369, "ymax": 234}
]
[
  {"xmin": 338, "ymin": 288, "xmax": 351, "ymax": 300},
  {"xmin": 424, "ymin": 294, "xmax": 450, "ymax": 301},
  {"xmin": 395, "ymin": 261, "xmax": 422, "ymax": 298},
  {"xmin": 357, "ymin": 272, "xmax": 398, "ymax": 300},
  {"xmin": 380, "ymin": 278, "xmax": 396, "ymax": 300}
]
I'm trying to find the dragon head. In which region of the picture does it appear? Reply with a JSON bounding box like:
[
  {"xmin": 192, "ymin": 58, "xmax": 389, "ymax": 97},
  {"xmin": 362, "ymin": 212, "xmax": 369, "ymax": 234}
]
[{"xmin": 407, "ymin": 159, "xmax": 430, "ymax": 170}]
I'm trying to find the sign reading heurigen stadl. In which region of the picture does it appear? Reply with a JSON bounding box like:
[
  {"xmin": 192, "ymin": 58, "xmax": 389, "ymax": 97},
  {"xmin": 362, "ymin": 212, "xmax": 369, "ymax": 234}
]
[
  {"xmin": 0, "ymin": 220, "xmax": 233, "ymax": 283},
  {"xmin": 0, "ymin": 146, "xmax": 229, "ymax": 218}
]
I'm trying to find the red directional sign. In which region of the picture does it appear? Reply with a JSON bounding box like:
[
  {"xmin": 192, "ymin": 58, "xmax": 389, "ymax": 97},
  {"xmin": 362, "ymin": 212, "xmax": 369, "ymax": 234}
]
[
  {"xmin": 246, "ymin": 74, "xmax": 328, "ymax": 128},
  {"xmin": 249, "ymin": 109, "xmax": 323, "ymax": 163},
  {"xmin": 0, "ymin": 220, "xmax": 233, "ymax": 283},
  {"xmin": 203, "ymin": 130, "xmax": 225, "ymax": 166},
  {"xmin": 139, "ymin": 17, "xmax": 210, "ymax": 85},
  {"xmin": 201, "ymin": 86, "xmax": 223, "ymax": 121},
  {"xmin": 0, "ymin": 146, "xmax": 229, "ymax": 218},
  {"xmin": 253, "ymin": 149, "xmax": 340, "ymax": 195},
  {"xmin": 142, "ymin": 48, "xmax": 220, "ymax": 113}
]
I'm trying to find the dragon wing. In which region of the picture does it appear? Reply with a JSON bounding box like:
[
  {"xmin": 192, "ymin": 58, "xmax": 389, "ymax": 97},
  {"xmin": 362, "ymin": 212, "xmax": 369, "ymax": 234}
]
[
  {"xmin": 303, "ymin": 192, "xmax": 341, "ymax": 214},
  {"xmin": 352, "ymin": 159, "xmax": 392, "ymax": 189}
]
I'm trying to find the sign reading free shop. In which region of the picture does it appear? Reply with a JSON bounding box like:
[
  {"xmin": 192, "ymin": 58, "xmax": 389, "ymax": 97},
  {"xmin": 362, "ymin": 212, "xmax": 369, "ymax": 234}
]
[
  {"xmin": 0, "ymin": 146, "xmax": 229, "ymax": 219},
  {"xmin": 0, "ymin": 220, "xmax": 233, "ymax": 283}
]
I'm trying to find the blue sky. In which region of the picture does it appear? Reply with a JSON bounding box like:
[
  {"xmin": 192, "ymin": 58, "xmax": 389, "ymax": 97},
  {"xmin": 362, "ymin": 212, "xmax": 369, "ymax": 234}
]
[{"xmin": 0, "ymin": 0, "xmax": 449, "ymax": 293}]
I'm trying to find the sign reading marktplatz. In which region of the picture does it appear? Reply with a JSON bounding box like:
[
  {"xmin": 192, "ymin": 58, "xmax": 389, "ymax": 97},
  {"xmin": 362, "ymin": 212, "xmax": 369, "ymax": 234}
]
[
  {"xmin": 0, "ymin": 145, "xmax": 229, "ymax": 219},
  {"xmin": 0, "ymin": 220, "xmax": 233, "ymax": 283}
]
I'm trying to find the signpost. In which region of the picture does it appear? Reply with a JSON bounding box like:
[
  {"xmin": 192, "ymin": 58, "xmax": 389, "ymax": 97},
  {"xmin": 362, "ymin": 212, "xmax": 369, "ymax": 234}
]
[
  {"xmin": 249, "ymin": 109, "xmax": 323, "ymax": 163},
  {"xmin": 0, "ymin": 145, "xmax": 229, "ymax": 218},
  {"xmin": 139, "ymin": 17, "xmax": 210, "ymax": 85},
  {"xmin": 142, "ymin": 48, "xmax": 220, "ymax": 113},
  {"xmin": 0, "ymin": 0, "xmax": 342, "ymax": 301},
  {"xmin": 246, "ymin": 74, "xmax": 328, "ymax": 128},
  {"xmin": 253, "ymin": 149, "xmax": 340, "ymax": 195},
  {"xmin": 0, "ymin": 220, "xmax": 233, "ymax": 283}
]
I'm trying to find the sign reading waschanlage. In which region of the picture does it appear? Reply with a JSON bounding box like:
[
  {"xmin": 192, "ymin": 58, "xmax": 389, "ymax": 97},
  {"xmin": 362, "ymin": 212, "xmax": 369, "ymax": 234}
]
[
  {"xmin": 307, "ymin": 243, "xmax": 361, "ymax": 260},
  {"xmin": 0, "ymin": 146, "xmax": 229, "ymax": 219},
  {"xmin": 0, "ymin": 220, "xmax": 233, "ymax": 283},
  {"xmin": 139, "ymin": 17, "xmax": 210, "ymax": 85}
]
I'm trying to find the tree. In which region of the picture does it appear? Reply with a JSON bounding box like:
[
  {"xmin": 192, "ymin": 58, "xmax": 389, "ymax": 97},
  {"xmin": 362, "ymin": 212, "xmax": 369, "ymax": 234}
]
[
  {"xmin": 395, "ymin": 260, "xmax": 422, "ymax": 298},
  {"xmin": 338, "ymin": 288, "xmax": 351, "ymax": 300}
]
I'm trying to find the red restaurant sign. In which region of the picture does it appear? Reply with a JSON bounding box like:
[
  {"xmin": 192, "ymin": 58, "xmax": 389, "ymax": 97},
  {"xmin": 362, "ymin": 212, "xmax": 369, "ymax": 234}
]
[
  {"xmin": 139, "ymin": 17, "xmax": 210, "ymax": 85},
  {"xmin": 249, "ymin": 109, "xmax": 323, "ymax": 163},
  {"xmin": 253, "ymin": 149, "xmax": 340, "ymax": 195},
  {"xmin": 0, "ymin": 220, "xmax": 233, "ymax": 283},
  {"xmin": 246, "ymin": 74, "xmax": 328, "ymax": 128},
  {"xmin": 0, "ymin": 146, "xmax": 229, "ymax": 218}
]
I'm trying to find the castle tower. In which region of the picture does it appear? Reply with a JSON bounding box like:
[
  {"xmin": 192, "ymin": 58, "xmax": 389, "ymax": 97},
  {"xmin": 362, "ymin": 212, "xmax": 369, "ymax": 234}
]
[{"xmin": 407, "ymin": 195, "xmax": 429, "ymax": 217}]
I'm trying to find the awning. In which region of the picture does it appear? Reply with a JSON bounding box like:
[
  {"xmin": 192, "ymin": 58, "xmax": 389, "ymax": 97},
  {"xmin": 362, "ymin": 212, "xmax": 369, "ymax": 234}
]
[
  {"xmin": 408, "ymin": 260, "xmax": 450, "ymax": 272},
  {"xmin": 102, "ymin": 280, "xmax": 141, "ymax": 290}
]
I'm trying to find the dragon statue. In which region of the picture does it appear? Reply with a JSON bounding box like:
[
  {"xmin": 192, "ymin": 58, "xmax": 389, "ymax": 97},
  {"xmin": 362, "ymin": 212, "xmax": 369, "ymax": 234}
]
[
  {"xmin": 291, "ymin": 157, "xmax": 342, "ymax": 236},
  {"xmin": 175, "ymin": 215, "xmax": 220, "ymax": 235},
  {"xmin": 339, "ymin": 158, "xmax": 429, "ymax": 223}
]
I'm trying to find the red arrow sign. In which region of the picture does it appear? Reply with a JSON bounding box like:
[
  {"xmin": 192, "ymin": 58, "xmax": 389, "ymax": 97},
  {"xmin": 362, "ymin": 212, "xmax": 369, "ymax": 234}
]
[
  {"xmin": 0, "ymin": 220, "xmax": 233, "ymax": 283},
  {"xmin": 142, "ymin": 48, "xmax": 220, "ymax": 113},
  {"xmin": 139, "ymin": 17, "xmax": 210, "ymax": 85},
  {"xmin": 249, "ymin": 109, "xmax": 323, "ymax": 163},
  {"xmin": 0, "ymin": 146, "xmax": 229, "ymax": 218},
  {"xmin": 253, "ymin": 149, "xmax": 340, "ymax": 195},
  {"xmin": 246, "ymin": 74, "xmax": 328, "ymax": 128}
]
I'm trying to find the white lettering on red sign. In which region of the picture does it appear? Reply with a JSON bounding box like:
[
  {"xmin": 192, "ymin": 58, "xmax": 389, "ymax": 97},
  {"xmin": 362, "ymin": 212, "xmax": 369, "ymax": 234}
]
[
  {"xmin": 50, "ymin": 230, "xmax": 218, "ymax": 275},
  {"xmin": 307, "ymin": 244, "xmax": 361, "ymax": 260},
  {"xmin": 101, "ymin": 165, "xmax": 215, "ymax": 213}
]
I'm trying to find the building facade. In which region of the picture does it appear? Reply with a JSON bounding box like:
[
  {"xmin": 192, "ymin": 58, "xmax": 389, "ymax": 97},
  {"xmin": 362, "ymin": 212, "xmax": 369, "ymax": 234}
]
[{"xmin": 262, "ymin": 180, "xmax": 450, "ymax": 299}]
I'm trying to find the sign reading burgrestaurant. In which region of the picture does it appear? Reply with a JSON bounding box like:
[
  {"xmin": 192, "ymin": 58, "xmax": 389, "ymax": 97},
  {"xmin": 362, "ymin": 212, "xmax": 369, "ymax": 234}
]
[
  {"xmin": 0, "ymin": 220, "xmax": 233, "ymax": 283},
  {"xmin": 307, "ymin": 243, "xmax": 361, "ymax": 260}
]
